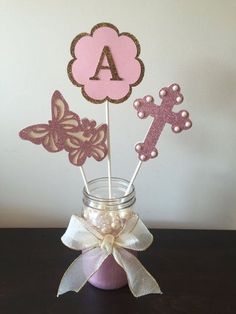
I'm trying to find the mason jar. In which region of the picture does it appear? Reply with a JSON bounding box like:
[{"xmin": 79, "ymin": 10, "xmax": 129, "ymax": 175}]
[{"xmin": 82, "ymin": 177, "xmax": 136, "ymax": 290}]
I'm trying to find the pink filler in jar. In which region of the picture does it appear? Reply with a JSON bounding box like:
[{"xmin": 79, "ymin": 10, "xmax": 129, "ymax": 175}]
[{"xmin": 82, "ymin": 177, "xmax": 137, "ymax": 290}]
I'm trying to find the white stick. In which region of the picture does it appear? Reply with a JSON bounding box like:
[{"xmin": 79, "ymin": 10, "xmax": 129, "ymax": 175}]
[
  {"xmin": 125, "ymin": 117, "xmax": 154, "ymax": 195},
  {"xmin": 105, "ymin": 100, "xmax": 112, "ymax": 198},
  {"xmin": 79, "ymin": 166, "xmax": 90, "ymax": 194},
  {"xmin": 125, "ymin": 160, "xmax": 142, "ymax": 195}
]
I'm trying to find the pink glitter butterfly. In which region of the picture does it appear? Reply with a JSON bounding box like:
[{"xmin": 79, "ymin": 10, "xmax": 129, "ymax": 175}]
[
  {"xmin": 19, "ymin": 91, "xmax": 108, "ymax": 166},
  {"xmin": 64, "ymin": 123, "xmax": 108, "ymax": 166},
  {"xmin": 19, "ymin": 91, "xmax": 80, "ymax": 152}
]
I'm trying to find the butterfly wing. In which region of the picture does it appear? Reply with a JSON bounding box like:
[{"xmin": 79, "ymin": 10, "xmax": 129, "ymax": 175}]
[
  {"xmin": 19, "ymin": 91, "xmax": 81, "ymax": 153},
  {"xmin": 64, "ymin": 121, "xmax": 107, "ymax": 166},
  {"xmin": 89, "ymin": 124, "xmax": 108, "ymax": 161},
  {"xmin": 19, "ymin": 124, "xmax": 65, "ymax": 152},
  {"xmin": 19, "ymin": 124, "xmax": 49, "ymax": 145},
  {"xmin": 51, "ymin": 91, "xmax": 80, "ymax": 131},
  {"xmin": 64, "ymin": 137, "xmax": 87, "ymax": 166}
]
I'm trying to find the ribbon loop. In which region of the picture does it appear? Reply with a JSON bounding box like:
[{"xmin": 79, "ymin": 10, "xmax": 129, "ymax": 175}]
[
  {"xmin": 57, "ymin": 247, "xmax": 109, "ymax": 297},
  {"xmin": 113, "ymin": 247, "xmax": 161, "ymax": 297}
]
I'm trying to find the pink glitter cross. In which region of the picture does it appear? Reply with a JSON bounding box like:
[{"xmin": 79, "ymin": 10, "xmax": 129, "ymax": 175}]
[{"xmin": 134, "ymin": 83, "xmax": 192, "ymax": 161}]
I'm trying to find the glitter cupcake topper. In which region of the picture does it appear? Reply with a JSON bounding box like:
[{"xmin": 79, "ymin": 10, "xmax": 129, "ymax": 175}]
[
  {"xmin": 19, "ymin": 91, "xmax": 108, "ymax": 167},
  {"xmin": 67, "ymin": 22, "xmax": 145, "ymax": 196},
  {"xmin": 125, "ymin": 84, "xmax": 192, "ymax": 194},
  {"xmin": 68, "ymin": 22, "xmax": 144, "ymax": 104},
  {"xmin": 134, "ymin": 84, "xmax": 192, "ymax": 161}
]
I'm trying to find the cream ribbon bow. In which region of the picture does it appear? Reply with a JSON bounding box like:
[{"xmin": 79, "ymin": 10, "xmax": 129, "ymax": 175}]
[{"xmin": 57, "ymin": 214, "xmax": 162, "ymax": 297}]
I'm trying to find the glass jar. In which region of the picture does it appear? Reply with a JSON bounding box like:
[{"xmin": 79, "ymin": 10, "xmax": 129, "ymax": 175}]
[{"xmin": 82, "ymin": 177, "xmax": 136, "ymax": 290}]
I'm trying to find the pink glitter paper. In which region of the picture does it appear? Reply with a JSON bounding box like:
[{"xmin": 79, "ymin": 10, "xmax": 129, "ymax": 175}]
[
  {"xmin": 64, "ymin": 122, "xmax": 108, "ymax": 166},
  {"xmin": 19, "ymin": 91, "xmax": 108, "ymax": 166},
  {"xmin": 134, "ymin": 84, "xmax": 192, "ymax": 161},
  {"xmin": 68, "ymin": 23, "xmax": 144, "ymax": 104}
]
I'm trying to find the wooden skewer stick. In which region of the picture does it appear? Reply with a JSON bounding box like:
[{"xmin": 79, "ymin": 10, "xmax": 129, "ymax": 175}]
[
  {"xmin": 80, "ymin": 166, "xmax": 90, "ymax": 194},
  {"xmin": 105, "ymin": 100, "xmax": 112, "ymax": 198},
  {"xmin": 125, "ymin": 160, "xmax": 142, "ymax": 195}
]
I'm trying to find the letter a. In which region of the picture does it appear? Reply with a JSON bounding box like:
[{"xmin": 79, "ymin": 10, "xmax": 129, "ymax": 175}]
[{"xmin": 90, "ymin": 46, "xmax": 122, "ymax": 81}]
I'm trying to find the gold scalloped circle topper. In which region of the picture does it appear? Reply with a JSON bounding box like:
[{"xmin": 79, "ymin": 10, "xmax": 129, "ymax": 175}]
[{"xmin": 68, "ymin": 23, "xmax": 145, "ymax": 104}]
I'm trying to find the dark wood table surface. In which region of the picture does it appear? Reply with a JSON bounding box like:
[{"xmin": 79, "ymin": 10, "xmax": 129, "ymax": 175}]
[{"xmin": 0, "ymin": 228, "xmax": 235, "ymax": 314}]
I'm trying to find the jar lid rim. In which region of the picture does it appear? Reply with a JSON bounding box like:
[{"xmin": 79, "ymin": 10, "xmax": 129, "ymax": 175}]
[{"xmin": 83, "ymin": 177, "xmax": 135, "ymax": 202}]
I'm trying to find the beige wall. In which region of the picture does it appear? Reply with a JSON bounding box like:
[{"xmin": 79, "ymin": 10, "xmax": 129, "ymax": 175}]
[{"xmin": 0, "ymin": 0, "xmax": 236, "ymax": 228}]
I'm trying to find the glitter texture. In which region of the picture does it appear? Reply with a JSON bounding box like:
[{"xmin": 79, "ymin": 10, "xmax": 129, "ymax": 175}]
[
  {"xmin": 134, "ymin": 84, "xmax": 192, "ymax": 161},
  {"xmin": 67, "ymin": 22, "xmax": 145, "ymax": 104},
  {"xmin": 19, "ymin": 91, "xmax": 108, "ymax": 166}
]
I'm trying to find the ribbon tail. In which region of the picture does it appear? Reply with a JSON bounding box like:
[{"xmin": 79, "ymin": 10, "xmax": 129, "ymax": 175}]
[
  {"xmin": 113, "ymin": 247, "xmax": 162, "ymax": 297},
  {"xmin": 57, "ymin": 247, "xmax": 109, "ymax": 297}
]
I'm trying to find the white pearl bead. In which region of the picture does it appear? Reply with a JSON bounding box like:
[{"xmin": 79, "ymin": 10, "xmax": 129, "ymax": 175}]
[
  {"xmin": 145, "ymin": 96, "xmax": 153, "ymax": 103},
  {"xmin": 138, "ymin": 112, "xmax": 144, "ymax": 118},
  {"xmin": 101, "ymin": 227, "xmax": 107, "ymax": 234},
  {"xmin": 140, "ymin": 154, "xmax": 146, "ymax": 161},
  {"xmin": 176, "ymin": 96, "xmax": 183, "ymax": 103},
  {"xmin": 174, "ymin": 126, "xmax": 181, "ymax": 133},
  {"xmin": 151, "ymin": 150, "xmax": 157, "ymax": 158},
  {"xmin": 95, "ymin": 214, "xmax": 105, "ymax": 225},
  {"xmin": 83, "ymin": 211, "xmax": 89, "ymax": 219},
  {"xmin": 160, "ymin": 89, "xmax": 166, "ymax": 96},
  {"xmin": 135, "ymin": 144, "xmax": 141, "ymax": 151},
  {"xmin": 108, "ymin": 211, "xmax": 115, "ymax": 218},
  {"xmin": 181, "ymin": 111, "xmax": 188, "ymax": 118},
  {"xmin": 119, "ymin": 209, "xmax": 131, "ymax": 220},
  {"xmin": 111, "ymin": 221, "xmax": 120, "ymax": 230},
  {"xmin": 101, "ymin": 225, "xmax": 111, "ymax": 234},
  {"xmin": 111, "ymin": 216, "xmax": 119, "ymax": 224},
  {"xmin": 112, "ymin": 217, "xmax": 120, "ymax": 223},
  {"xmin": 91, "ymin": 218, "xmax": 99, "ymax": 227},
  {"xmin": 172, "ymin": 85, "xmax": 179, "ymax": 91},
  {"xmin": 185, "ymin": 121, "xmax": 192, "ymax": 128},
  {"xmin": 134, "ymin": 100, "xmax": 140, "ymax": 108}
]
